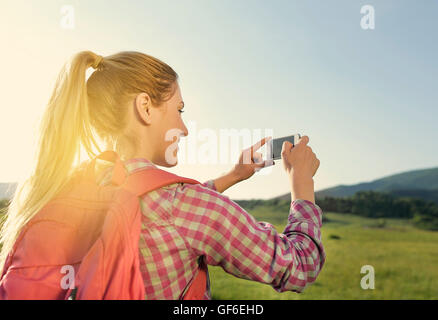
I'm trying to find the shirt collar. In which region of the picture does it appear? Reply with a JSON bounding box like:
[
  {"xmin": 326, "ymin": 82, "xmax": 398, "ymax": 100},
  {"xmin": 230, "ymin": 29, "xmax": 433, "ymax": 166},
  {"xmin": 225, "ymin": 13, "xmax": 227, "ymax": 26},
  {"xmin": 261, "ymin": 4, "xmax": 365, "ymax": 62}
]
[{"xmin": 122, "ymin": 157, "xmax": 157, "ymax": 173}]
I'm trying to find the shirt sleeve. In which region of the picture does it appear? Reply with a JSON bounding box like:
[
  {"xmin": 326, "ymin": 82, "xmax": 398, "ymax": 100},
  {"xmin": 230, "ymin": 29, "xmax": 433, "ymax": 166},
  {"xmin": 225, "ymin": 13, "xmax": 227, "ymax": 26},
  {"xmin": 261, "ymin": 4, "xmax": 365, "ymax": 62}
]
[{"xmin": 171, "ymin": 183, "xmax": 326, "ymax": 293}]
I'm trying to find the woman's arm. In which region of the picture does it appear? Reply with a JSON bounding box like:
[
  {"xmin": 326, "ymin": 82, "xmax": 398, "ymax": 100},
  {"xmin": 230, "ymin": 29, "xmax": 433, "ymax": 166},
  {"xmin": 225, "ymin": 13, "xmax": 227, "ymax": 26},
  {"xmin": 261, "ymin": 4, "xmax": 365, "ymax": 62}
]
[
  {"xmin": 209, "ymin": 170, "xmax": 241, "ymax": 193},
  {"xmin": 171, "ymin": 183, "xmax": 325, "ymax": 293}
]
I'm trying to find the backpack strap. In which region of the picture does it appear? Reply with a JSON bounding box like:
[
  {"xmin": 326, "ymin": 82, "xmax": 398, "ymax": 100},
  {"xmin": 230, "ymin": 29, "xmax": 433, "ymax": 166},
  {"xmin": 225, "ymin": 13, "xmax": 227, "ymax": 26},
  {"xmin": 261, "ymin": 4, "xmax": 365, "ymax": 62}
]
[
  {"xmin": 87, "ymin": 151, "xmax": 208, "ymax": 300},
  {"xmin": 120, "ymin": 166, "xmax": 208, "ymax": 299},
  {"xmin": 121, "ymin": 168, "xmax": 200, "ymax": 197}
]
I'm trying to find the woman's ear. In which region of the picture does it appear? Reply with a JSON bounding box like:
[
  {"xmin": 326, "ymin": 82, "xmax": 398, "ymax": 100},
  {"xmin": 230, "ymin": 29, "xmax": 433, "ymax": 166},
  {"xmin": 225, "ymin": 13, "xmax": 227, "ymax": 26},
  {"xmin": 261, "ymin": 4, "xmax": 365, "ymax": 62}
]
[{"xmin": 134, "ymin": 92, "xmax": 153, "ymax": 125}]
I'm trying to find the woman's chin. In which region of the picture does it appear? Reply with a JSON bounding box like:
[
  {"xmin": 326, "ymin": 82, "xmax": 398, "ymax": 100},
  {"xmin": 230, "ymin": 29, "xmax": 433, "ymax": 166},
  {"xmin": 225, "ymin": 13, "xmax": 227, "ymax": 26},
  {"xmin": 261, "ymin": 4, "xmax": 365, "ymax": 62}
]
[{"xmin": 160, "ymin": 155, "xmax": 178, "ymax": 167}]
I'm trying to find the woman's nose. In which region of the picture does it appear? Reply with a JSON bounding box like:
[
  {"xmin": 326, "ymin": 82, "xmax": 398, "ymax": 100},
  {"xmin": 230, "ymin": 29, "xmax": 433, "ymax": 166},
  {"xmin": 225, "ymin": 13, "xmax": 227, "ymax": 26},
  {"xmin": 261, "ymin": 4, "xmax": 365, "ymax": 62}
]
[{"xmin": 181, "ymin": 122, "xmax": 189, "ymax": 137}]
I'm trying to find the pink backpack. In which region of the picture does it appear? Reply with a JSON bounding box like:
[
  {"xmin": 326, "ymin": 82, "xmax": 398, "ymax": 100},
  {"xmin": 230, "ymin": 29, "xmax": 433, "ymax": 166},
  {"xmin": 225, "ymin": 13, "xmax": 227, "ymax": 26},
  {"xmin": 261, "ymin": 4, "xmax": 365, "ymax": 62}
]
[{"xmin": 0, "ymin": 151, "xmax": 208, "ymax": 300}]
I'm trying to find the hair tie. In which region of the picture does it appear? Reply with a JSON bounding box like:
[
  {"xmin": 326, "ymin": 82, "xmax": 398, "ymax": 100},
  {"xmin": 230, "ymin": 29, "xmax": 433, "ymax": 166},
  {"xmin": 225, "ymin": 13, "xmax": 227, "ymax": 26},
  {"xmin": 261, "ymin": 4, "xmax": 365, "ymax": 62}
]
[{"xmin": 92, "ymin": 55, "xmax": 103, "ymax": 69}]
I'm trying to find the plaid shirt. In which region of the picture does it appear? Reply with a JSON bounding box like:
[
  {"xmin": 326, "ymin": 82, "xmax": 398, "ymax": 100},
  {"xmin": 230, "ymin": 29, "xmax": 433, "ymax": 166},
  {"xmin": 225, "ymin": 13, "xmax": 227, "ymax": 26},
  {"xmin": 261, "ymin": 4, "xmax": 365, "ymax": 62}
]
[{"xmin": 97, "ymin": 158, "xmax": 325, "ymax": 300}]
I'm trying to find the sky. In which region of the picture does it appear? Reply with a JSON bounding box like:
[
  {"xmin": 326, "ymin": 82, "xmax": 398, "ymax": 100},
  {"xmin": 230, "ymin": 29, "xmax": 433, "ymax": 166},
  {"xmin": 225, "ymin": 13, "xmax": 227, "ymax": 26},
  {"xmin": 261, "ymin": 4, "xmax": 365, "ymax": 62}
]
[{"xmin": 0, "ymin": 0, "xmax": 437, "ymax": 200}]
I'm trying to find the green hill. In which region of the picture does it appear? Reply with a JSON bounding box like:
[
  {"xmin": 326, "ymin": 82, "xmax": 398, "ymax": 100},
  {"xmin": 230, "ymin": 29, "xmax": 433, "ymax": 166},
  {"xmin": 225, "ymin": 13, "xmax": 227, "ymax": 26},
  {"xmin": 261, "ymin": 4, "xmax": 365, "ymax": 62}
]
[{"xmin": 271, "ymin": 166, "xmax": 438, "ymax": 204}]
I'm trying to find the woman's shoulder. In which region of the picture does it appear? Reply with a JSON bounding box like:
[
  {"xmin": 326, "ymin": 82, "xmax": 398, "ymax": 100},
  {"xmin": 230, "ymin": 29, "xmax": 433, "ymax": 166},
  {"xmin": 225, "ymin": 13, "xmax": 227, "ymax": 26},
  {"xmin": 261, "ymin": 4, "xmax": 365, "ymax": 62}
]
[{"xmin": 94, "ymin": 157, "xmax": 221, "ymax": 202}]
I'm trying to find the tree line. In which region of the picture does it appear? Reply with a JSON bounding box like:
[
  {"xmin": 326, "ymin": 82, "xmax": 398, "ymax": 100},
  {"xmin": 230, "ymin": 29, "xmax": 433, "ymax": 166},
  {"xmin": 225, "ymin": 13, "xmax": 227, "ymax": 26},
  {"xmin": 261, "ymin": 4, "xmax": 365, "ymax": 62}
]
[{"xmin": 316, "ymin": 190, "xmax": 438, "ymax": 231}]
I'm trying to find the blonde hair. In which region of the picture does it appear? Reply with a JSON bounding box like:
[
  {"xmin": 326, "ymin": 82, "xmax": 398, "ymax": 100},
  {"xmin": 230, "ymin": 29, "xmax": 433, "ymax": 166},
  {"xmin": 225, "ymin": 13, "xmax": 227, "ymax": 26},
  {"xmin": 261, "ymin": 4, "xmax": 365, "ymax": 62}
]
[{"xmin": 0, "ymin": 50, "xmax": 178, "ymax": 271}]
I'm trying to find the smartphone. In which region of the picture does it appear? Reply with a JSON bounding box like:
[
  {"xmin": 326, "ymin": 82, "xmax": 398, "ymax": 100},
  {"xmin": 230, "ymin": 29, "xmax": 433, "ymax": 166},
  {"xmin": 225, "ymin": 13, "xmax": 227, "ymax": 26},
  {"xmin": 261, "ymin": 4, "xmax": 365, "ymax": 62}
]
[{"xmin": 268, "ymin": 134, "xmax": 301, "ymax": 160}]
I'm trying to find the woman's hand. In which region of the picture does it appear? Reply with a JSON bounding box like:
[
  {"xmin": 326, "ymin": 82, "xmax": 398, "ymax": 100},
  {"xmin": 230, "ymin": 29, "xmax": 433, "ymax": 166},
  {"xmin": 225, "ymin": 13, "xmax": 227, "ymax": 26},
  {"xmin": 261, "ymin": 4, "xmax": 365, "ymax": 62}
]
[
  {"xmin": 212, "ymin": 137, "xmax": 274, "ymax": 193},
  {"xmin": 231, "ymin": 137, "xmax": 274, "ymax": 183},
  {"xmin": 281, "ymin": 135, "xmax": 320, "ymax": 203}
]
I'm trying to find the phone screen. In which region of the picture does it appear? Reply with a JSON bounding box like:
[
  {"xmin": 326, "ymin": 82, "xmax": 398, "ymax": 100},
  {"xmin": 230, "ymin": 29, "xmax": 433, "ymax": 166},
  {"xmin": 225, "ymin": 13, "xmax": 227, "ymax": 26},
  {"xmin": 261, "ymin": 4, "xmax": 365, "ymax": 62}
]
[{"xmin": 268, "ymin": 134, "xmax": 301, "ymax": 160}]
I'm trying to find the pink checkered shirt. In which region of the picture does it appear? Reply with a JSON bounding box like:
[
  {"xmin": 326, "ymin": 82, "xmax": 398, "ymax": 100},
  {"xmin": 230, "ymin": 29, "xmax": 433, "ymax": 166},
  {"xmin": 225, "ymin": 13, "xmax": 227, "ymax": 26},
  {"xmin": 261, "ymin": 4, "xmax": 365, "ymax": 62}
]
[{"xmin": 97, "ymin": 158, "xmax": 325, "ymax": 300}]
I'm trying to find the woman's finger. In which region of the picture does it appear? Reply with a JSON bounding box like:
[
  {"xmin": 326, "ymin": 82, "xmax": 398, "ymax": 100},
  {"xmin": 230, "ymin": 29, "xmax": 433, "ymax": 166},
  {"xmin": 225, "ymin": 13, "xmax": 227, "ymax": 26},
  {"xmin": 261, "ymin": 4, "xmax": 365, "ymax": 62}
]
[
  {"xmin": 252, "ymin": 152, "xmax": 264, "ymax": 164},
  {"xmin": 250, "ymin": 136, "xmax": 272, "ymax": 155},
  {"xmin": 296, "ymin": 135, "xmax": 309, "ymax": 147},
  {"xmin": 313, "ymin": 158, "xmax": 320, "ymax": 176}
]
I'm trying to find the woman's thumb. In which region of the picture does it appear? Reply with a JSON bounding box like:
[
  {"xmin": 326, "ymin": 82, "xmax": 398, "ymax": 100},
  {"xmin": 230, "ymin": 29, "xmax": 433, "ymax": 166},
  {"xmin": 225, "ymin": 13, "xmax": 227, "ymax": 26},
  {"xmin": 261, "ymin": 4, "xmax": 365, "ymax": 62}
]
[
  {"xmin": 297, "ymin": 135, "xmax": 309, "ymax": 146},
  {"xmin": 254, "ymin": 159, "xmax": 275, "ymax": 171}
]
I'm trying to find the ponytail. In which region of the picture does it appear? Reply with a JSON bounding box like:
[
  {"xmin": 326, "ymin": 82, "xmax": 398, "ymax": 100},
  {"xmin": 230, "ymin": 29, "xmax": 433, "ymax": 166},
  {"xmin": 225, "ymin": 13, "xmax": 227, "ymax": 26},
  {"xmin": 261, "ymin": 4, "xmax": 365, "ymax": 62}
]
[
  {"xmin": 0, "ymin": 50, "xmax": 178, "ymax": 271},
  {"xmin": 0, "ymin": 51, "xmax": 103, "ymax": 270}
]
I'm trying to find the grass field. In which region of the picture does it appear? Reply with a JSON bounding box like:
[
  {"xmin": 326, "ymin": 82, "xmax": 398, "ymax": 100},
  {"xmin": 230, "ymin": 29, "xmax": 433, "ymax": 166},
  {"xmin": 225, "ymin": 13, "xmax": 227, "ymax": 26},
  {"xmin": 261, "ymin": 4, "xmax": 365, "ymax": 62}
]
[
  {"xmin": 1, "ymin": 205, "xmax": 437, "ymax": 299},
  {"xmin": 209, "ymin": 210, "xmax": 438, "ymax": 300}
]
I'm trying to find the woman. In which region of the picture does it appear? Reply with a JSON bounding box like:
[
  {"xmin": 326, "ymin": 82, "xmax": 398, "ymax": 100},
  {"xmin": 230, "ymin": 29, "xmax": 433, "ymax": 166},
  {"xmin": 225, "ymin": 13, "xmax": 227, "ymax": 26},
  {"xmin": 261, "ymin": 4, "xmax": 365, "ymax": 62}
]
[{"xmin": 0, "ymin": 51, "xmax": 325, "ymax": 299}]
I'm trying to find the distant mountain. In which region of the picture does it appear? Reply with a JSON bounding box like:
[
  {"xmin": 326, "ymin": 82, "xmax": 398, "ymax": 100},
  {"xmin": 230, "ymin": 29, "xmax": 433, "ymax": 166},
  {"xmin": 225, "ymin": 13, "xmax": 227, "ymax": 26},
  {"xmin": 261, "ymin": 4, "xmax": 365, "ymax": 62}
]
[
  {"xmin": 0, "ymin": 183, "xmax": 17, "ymax": 200},
  {"xmin": 275, "ymin": 166, "xmax": 438, "ymax": 203}
]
